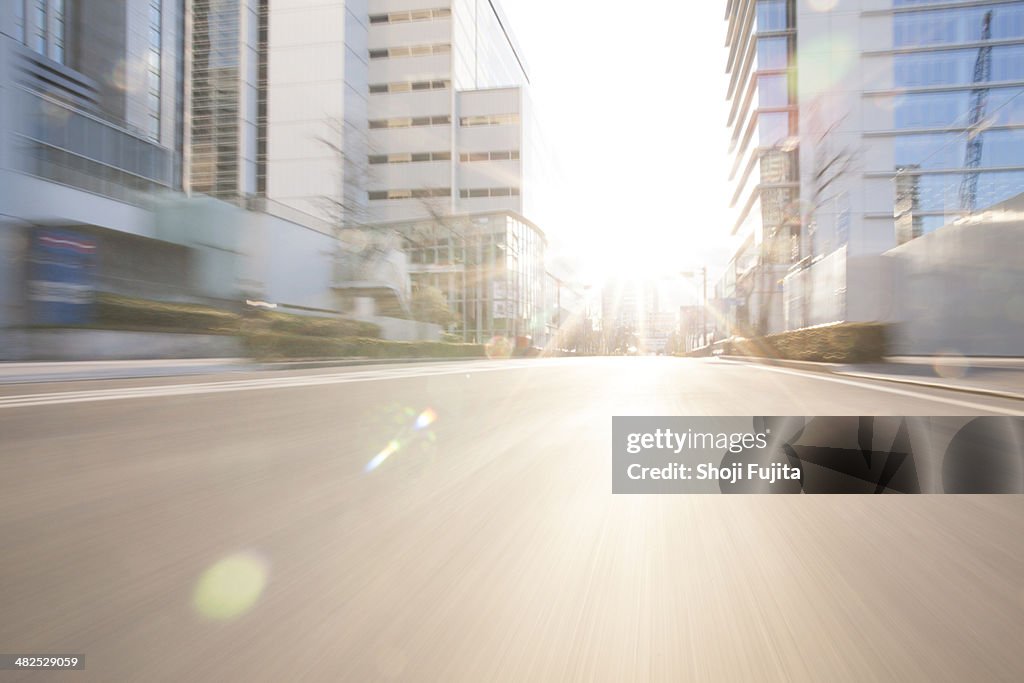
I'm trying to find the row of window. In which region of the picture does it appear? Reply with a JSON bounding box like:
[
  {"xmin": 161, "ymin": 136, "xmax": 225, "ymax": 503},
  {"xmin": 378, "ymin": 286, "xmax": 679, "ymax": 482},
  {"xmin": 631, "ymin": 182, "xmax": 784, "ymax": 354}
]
[
  {"xmin": 367, "ymin": 114, "xmax": 519, "ymax": 128},
  {"xmin": 894, "ymin": 45, "xmax": 1024, "ymax": 88},
  {"xmin": 369, "ymin": 115, "xmax": 451, "ymax": 129},
  {"xmin": 460, "ymin": 150, "xmax": 520, "ymax": 162},
  {"xmin": 19, "ymin": 140, "xmax": 169, "ymax": 207},
  {"xmin": 459, "ymin": 187, "xmax": 520, "ymax": 198},
  {"xmin": 369, "ymin": 44, "xmax": 451, "ymax": 60},
  {"xmin": 893, "ymin": 129, "xmax": 1024, "ymax": 170},
  {"xmin": 894, "ymin": 3, "xmax": 1024, "ymax": 48},
  {"xmin": 366, "ymin": 187, "xmax": 522, "ymax": 201},
  {"xmin": 369, "ymin": 80, "xmax": 450, "ymax": 94},
  {"xmin": 892, "ymin": 169, "xmax": 1024, "ymax": 212},
  {"xmin": 369, "ymin": 151, "xmax": 450, "ymax": 164},
  {"xmin": 891, "ymin": 87, "xmax": 1024, "ymax": 129},
  {"xmin": 146, "ymin": 1, "xmax": 162, "ymax": 141},
  {"xmin": 368, "ymin": 188, "xmax": 450, "ymax": 200},
  {"xmin": 369, "ymin": 8, "xmax": 451, "ymax": 25},
  {"xmin": 13, "ymin": 1, "xmax": 65, "ymax": 63},
  {"xmin": 459, "ymin": 113, "xmax": 520, "ymax": 127},
  {"xmin": 367, "ymin": 150, "xmax": 521, "ymax": 164}
]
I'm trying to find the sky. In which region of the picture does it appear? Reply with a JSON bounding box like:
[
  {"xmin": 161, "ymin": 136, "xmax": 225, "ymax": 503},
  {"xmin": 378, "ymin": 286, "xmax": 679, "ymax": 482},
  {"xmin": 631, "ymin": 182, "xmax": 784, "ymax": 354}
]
[{"xmin": 498, "ymin": 0, "xmax": 740, "ymax": 299}]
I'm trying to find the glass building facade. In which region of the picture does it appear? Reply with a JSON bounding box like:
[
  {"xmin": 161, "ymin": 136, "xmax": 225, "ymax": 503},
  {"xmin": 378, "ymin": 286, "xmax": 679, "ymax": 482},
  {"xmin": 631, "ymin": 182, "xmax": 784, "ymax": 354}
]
[
  {"xmin": 397, "ymin": 212, "xmax": 546, "ymax": 342},
  {"xmin": 878, "ymin": 0, "xmax": 1024, "ymax": 233},
  {"xmin": 3, "ymin": 0, "xmax": 185, "ymax": 203},
  {"xmin": 722, "ymin": 0, "xmax": 800, "ymax": 334},
  {"xmin": 190, "ymin": 0, "xmax": 262, "ymax": 200}
]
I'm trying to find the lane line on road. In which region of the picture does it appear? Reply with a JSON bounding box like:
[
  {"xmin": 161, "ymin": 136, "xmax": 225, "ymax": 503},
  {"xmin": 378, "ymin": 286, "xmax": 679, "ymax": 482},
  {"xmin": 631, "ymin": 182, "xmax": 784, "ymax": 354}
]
[
  {"xmin": 739, "ymin": 362, "xmax": 1024, "ymax": 415},
  {"xmin": 0, "ymin": 360, "xmax": 567, "ymax": 409}
]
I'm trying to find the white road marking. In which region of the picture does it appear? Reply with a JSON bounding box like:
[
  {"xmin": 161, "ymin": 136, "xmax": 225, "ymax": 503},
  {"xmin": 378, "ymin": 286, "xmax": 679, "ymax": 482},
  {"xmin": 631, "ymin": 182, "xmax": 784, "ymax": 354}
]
[
  {"xmin": 733, "ymin": 362, "xmax": 1024, "ymax": 416},
  {"xmin": 0, "ymin": 360, "xmax": 566, "ymax": 409}
]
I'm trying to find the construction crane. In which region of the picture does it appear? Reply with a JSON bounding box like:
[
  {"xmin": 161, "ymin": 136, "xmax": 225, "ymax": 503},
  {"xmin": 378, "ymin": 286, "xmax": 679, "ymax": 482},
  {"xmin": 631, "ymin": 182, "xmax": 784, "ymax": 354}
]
[{"xmin": 959, "ymin": 10, "xmax": 993, "ymax": 213}]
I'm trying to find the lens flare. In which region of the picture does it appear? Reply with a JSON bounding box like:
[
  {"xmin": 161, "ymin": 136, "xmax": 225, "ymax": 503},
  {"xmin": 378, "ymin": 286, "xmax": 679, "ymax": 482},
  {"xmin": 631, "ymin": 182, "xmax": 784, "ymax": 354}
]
[
  {"xmin": 485, "ymin": 335, "xmax": 513, "ymax": 359},
  {"xmin": 414, "ymin": 408, "xmax": 437, "ymax": 430},
  {"xmin": 366, "ymin": 440, "xmax": 400, "ymax": 472},
  {"xmin": 192, "ymin": 551, "xmax": 269, "ymax": 621}
]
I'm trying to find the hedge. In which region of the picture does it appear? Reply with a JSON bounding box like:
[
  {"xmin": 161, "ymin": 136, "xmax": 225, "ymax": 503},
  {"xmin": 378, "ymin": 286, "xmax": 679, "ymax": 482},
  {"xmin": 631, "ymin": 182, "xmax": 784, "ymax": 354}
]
[
  {"xmin": 95, "ymin": 292, "xmax": 240, "ymax": 334},
  {"xmin": 243, "ymin": 333, "xmax": 487, "ymax": 360},
  {"xmin": 688, "ymin": 322, "xmax": 888, "ymax": 363},
  {"xmin": 248, "ymin": 310, "xmax": 381, "ymax": 339}
]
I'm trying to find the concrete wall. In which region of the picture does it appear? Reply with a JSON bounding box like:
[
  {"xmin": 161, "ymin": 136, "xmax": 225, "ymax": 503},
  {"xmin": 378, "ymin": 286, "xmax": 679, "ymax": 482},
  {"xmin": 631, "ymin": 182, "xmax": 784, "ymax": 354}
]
[
  {"xmin": 0, "ymin": 329, "xmax": 242, "ymax": 361},
  {"xmin": 350, "ymin": 297, "xmax": 441, "ymax": 340},
  {"xmin": 885, "ymin": 201, "xmax": 1024, "ymax": 356}
]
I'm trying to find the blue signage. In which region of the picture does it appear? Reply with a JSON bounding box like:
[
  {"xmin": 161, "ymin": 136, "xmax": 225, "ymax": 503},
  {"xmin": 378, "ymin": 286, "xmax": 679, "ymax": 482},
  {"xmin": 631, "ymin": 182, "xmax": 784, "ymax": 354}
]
[{"xmin": 27, "ymin": 229, "xmax": 98, "ymax": 325}]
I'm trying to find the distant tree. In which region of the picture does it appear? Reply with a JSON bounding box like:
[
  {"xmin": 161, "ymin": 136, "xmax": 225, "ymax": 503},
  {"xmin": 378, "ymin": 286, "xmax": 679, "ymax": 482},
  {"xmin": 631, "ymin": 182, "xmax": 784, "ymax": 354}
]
[{"xmin": 410, "ymin": 286, "xmax": 457, "ymax": 327}]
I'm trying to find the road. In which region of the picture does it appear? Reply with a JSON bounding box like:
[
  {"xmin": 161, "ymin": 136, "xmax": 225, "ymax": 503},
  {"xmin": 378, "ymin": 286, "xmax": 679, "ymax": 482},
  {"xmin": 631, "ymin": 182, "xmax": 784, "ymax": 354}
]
[{"xmin": 0, "ymin": 357, "xmax": 1022, "ymax": 682}]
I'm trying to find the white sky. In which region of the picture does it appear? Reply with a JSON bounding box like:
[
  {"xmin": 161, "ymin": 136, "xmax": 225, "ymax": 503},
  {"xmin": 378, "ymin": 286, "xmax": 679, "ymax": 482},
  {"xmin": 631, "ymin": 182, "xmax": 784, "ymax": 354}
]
[{"xmin": 499, "ymin": 0, "xmax": 740, "ymax": 297}]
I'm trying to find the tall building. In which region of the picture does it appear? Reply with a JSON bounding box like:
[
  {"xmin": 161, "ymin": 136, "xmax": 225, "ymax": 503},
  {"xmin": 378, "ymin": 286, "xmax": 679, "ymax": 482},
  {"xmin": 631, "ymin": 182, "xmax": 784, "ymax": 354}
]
[
  {"xmin": 0, "ymin": 1, "xmax": 188, "ymax": 327},
  {"xmin": 354, "ymin": 0, "xmax": 551, "ymax": 339},
  {"xmin": 717, "ymin": 0, "xmax": 1024, "ymax": 334},
  {"xmin": 190, "ymin": 0, "xmax": 370, "ymax": 226},
  {"xmin": 721, "ymin": 0, "xmax": 800, "ymax": 336},
  {"xmin": 364, "ymin": 0, "xmax": 538, "ymax": 223}
]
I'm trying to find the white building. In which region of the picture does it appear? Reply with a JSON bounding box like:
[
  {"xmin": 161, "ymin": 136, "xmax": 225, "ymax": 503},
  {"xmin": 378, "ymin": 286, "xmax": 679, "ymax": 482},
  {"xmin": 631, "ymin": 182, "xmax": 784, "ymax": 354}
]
[
  {"xmin": 364, "ymin": 0, "xmax": 541, "ymax": 223},
  {"xmin": 719, "ymin": 0, "xmax": 1024, "ymax": 334}
]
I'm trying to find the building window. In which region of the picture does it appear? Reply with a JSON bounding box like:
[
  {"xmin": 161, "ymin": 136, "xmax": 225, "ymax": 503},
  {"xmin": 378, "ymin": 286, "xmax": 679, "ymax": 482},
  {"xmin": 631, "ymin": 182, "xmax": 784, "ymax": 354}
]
[
  {"xmin": 756, "ymin": 0, "xmax": 787, "ymax": 32},
  {"xmin": 757, "ymin": 74, "xmax": 789, "ymax": 108},
  {"xmin": 146, "ymin": 1, "xmax": 162, "ymax": 141},
  {"xmin": 894, "ymin": 4, "xmax": 1024, "ymax": 49},
  {"xmin": 369, "ymin": 115, "xmax": 451, "ymax": 129},
  {"xmin": 895, "ymin": 45, "xmax": 1024, "ymax": 88},
  {"xmin": 369, "ymin": 188, "xmax": 451, "ymax": 200},
  {"xmin": 459, "ymin": 187, "xmax": 521, "ymax": 198},
  {"xmin": 369, "ymin": 79, "xmax": 450, "ymax": 94},
  {"xmin": 758, "ymin": 111, "xmax": 791, "ymax": 147},
  {"xmin": 32, "ymin": 0, "xmax": 46, "ymax": 54},
  {"xmin": 13, "ymin": 1, "xmax": 25, "ymax": 43},
  {"xmin": 368, "ymin": 7, "xmax": 451, "ymax": 25},
  {"xmin": 369, "ymin": 43, "xmax": 452, "ymax": 59},
  {"xmin": 459, "ymin": 113, "xmax": 520, "ymax": 127},
  {"xmin": 459, "ymin": 150, "xmax": 520, "ymax": 162},
  {"xmin": 756, "ymin": 36, "xmax": 789, "ymax": 70},
  {"xmin": 368, "ymin": 151, "xmax": 451, "ymax": 164}
]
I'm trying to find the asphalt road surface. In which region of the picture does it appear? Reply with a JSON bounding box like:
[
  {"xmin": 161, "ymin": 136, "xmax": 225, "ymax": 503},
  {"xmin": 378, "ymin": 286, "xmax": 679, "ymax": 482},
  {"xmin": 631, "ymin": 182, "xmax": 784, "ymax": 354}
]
[{"xmin": 1, "ymin": 357, "xmax": 1022, "ymax": 682}]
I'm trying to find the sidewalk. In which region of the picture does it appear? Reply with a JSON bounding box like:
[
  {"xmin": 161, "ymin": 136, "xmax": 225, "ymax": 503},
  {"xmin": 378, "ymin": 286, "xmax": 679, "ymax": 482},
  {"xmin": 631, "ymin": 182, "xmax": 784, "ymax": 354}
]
[
  {"xmin": 719, "ymin": 355, "xmax": 1024, "ymax": 400},
  {"xmin": 0, "ymin": 356, "xmax": 491, "ymax": 384},
  {"xmin": 0, "ymin": 359, "xmax": 253, "ymax": 384}
]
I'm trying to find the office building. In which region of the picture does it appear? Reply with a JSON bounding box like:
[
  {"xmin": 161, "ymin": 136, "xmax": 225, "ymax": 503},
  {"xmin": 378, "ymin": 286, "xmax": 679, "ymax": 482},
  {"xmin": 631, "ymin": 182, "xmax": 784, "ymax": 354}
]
[
  {"xmin": 190, "ymin": 0, "xmax": 370, "ymax": 226},
  {"xmin": 720, "ymin": 0, "xmax": 801, "ymax": 336},
  {"xmin": 718, "ymin": 0, "xmax": 1024, "ymax": 333},
  {"xmin": 364, "ymin": 0, "xmax": 540, "ymax": 223},
  {"xmin": 0, "ymin": 0, "xmax": 188, "ymax": 327},
  {"xmin": 364, "ymin": 210, "xmax": 546, "ymax": 343}
]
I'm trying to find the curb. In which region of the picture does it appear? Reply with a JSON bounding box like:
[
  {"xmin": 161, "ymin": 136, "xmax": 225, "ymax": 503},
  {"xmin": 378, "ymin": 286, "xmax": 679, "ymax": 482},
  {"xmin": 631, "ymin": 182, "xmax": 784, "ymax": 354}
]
[
  {"xmin": 717, "ymin": 355, "xmax": 848, "ymax": 374},
  {"xmin": 253, "ymin": 356, "xmax": 490, "ymax": 371},
  {"xmin": 716, "ymin": 355, "xmax": 1024, "ymax": 402}
]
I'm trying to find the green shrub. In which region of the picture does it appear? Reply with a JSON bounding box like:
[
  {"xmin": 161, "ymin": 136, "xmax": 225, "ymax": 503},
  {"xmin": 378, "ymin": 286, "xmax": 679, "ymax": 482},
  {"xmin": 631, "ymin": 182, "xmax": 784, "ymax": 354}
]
[
  {"xmin": 713, "ymin": 322, "xmax": 888, "ymax": 363},
  {"xmin": 242, "ymin": 333, "xmax": 487, "ymax": 360},
  {"xmin": 95, "ymin": 292, "xmax": 240, "ymax": 333},
  {"xmin": 250, "ymin": 311, "xmax": 381, "ymax": 339}
]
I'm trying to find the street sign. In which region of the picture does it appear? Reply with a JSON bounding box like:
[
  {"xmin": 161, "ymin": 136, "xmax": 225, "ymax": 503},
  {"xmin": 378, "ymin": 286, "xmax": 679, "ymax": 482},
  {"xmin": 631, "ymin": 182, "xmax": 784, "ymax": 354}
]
[{"xmin": 27, "ymin": 229, "xmax": 97, "ymax": 325}]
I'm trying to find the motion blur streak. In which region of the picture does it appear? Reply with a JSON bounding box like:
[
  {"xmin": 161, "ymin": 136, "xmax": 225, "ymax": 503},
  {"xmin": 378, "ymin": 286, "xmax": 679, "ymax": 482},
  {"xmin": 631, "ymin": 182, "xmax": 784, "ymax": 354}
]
[{"xmin": 0, "ymin": 358, "xmax": 1021, "ymax": 681}]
